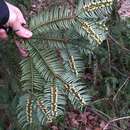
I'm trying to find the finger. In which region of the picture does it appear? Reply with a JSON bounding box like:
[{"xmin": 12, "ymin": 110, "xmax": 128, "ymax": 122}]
[
  {"xmin": 15, "ymin": 40, "xmax": 28, "ymax": 57},
  {"xmin": 0, "ymin": 28, "xmax": 8, "ymax": 40},
  {"xmin": 11, "ymin": 21, "xmax": 32, "ymax": 39}
]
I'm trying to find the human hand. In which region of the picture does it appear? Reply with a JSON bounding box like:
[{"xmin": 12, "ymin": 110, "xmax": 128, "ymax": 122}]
[{"xmin": 0, "ymin": 1, "xmax": 32, "ymax": 40}]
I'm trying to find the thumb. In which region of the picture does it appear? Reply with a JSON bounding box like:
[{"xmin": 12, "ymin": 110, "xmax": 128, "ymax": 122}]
[
  {"xmin": 11, "ymin": 21, "xmax": 32, "ymax": 39},
  {"xmin": 0, "ymin": 28, "xmax": 8, "ymax": 40}
]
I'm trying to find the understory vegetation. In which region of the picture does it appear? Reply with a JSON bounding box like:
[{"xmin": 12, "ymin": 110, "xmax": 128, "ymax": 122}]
[{"xmin": 0, "ymin": 0, "xmax": 130, "ymax": 130}]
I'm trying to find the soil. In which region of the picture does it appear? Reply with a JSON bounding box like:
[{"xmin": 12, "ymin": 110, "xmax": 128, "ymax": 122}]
[
  {"xmin": 16, "ymin": 0, "xmax": 75, "ymax": 18},
  {"xmin": 26, "ymin": 0, "xmax": 75, "ymax": 17}
]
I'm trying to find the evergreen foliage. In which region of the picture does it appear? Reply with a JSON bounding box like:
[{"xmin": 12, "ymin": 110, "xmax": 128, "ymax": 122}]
[
  {"xmin": 1, "ymin": 0, "xmax": 130, "ymax": 130},
  {"xmin": 16, "ymin": 0, "xmax": 114, "ymax": 128}
]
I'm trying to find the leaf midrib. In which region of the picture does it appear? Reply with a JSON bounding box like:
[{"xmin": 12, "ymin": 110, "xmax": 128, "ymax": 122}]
[{"xmin": 32, "ymin": 16, "xmax": 75, "ymax": 32}]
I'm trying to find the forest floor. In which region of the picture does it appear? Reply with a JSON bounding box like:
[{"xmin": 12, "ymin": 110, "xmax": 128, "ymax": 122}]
[
  {"xmin": 17, "ymin": 0, "xmax": 75, "ymax": 18},
  {"xmin": 1, "ymin": 0, "xmax": 129, "ymax": 130}
]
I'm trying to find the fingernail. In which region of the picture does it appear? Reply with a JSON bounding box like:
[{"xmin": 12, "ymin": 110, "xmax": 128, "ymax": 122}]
[{"xmin": 25, "ymin": 31, "xmax": 33, "ymax": 38}]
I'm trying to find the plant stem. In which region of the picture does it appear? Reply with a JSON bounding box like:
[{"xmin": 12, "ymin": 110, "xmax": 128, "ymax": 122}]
[
  {"xmin": 113, "ymin": 77, "xmax": 129, "ymax": 101},
  {"xmin": 103, "ymin": 116, "xmax": 130, "ymax": 130}
]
